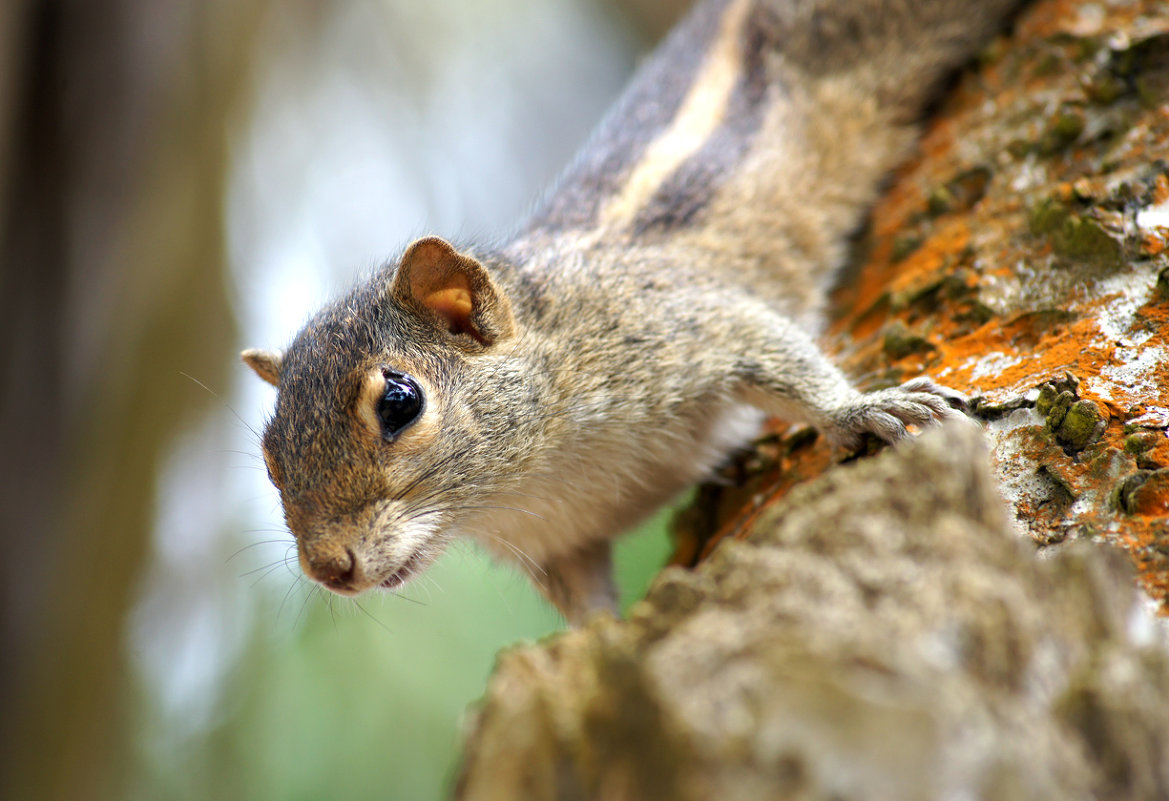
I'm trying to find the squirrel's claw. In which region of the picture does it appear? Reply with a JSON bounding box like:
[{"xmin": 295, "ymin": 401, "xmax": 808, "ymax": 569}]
[{"xmin": 828, "ymin": 378, "xmax": 972, "ymax": 449}]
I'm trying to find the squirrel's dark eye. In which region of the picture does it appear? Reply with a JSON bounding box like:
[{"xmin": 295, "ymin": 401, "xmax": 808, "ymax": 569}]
[{"xmin": 377, "ymin": 370, "xmax": 423, "ymax": 440}]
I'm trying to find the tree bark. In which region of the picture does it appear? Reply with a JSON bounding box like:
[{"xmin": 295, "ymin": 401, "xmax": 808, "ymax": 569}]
[
  {"xmin": 458, "ymin": 426, "xmax": 1169, "ymax": 801},
  {"xmin": 456, "ymin": 1, "xmax": 1169, "ymax": 798}
]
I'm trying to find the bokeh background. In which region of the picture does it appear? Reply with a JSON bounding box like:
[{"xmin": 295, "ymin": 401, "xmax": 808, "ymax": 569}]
[{"xmin": 0, "ymin": 1, "xmax": 689, "ymax": 799}]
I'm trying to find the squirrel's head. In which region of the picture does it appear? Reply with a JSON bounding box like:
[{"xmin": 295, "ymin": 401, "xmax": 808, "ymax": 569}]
[{"xmin": 242, "ymin": 236, "xmax": 531, "ymax": 596}]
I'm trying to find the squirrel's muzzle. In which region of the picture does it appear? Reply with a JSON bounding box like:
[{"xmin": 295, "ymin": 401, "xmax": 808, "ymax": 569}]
[{"xmin": 299, "ymin": 541, "xmax": 365, "ymax": 595}]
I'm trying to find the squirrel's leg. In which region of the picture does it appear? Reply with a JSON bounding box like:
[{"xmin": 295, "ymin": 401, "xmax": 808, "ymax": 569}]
[
  {"xmin": 534, "ymin": 539, "xmax": 619, "ymax": 625},
  {"xmin": 732, "ymin": 311, "xmax": 969, "ymax": 449}
]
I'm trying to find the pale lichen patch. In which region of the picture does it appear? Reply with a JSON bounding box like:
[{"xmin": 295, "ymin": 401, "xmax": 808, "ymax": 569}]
[
  {"xmin": 1136, "ymin": 199, "xmax": 1169, "ymax": 232},
  {"xmin": 1097, "ymin": 345, "xmax": 1168, "ymax": 400}
]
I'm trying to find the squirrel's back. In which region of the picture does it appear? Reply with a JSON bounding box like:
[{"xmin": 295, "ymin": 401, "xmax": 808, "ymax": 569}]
[{"xmin": 513, "ymin": 0, "xmax": 1019, "ymax": 326}]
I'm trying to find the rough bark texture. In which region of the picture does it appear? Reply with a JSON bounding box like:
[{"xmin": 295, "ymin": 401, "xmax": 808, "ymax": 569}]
[
  {"xmin": 673, "ymin": 0, "xmax": 1169, "ymax": 606},
  {"xmin": 456, "ymin": 1, "xmax": 1169, "ymax": 798},
  {"xmin": 458, "ymin": 426, "xmax": 1169, "ymax": 800},
  {"xmin": 825, "ymin": 0, "xmax": 1169, "ymax": 606}
]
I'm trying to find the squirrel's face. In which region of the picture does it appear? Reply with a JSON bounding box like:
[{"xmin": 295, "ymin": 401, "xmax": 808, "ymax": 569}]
[{"xmin": 242, "ymin": 237, "xmax": 524, "ymax": 596}]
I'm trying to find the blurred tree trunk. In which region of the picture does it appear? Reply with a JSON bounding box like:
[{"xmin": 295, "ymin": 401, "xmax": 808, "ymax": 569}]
[
  {"xmin": 456, "ymin": 1, "xmax": 1169, "ymax": 798},
  {"xmin": 0, "ymin": 3, "xmax": 265, "ymax": 800}
]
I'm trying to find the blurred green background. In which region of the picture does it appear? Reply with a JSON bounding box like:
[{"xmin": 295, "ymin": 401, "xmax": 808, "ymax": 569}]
[{"xmin": 0, "ymin": 1, "xmax": 689, "ymax": 799}]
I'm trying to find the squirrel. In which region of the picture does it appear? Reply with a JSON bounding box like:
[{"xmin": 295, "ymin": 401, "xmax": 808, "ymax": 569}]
[{"xmin": 243, "ymin": 0, "xmax": 1022, "ymax": 625}]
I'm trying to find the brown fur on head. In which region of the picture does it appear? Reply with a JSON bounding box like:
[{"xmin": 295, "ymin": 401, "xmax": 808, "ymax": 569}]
[{"xmin": 243, "ymin": 236, "xmax": 534, "ymax": 595}]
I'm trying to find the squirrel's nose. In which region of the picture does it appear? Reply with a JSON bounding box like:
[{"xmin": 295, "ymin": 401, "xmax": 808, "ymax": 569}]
[{"xmin": 300, "ymin": 543, "xmax": 362, "ymax": 594}]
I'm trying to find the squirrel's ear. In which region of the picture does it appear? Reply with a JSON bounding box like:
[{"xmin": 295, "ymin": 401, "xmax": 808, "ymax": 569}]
[
  {"xmin": 241, "ymin": 348, "xmax": 283, "ymax": 387},
  {"xmin": 391, "ymin": 236, "xmax": 516, "ymax": 346}
]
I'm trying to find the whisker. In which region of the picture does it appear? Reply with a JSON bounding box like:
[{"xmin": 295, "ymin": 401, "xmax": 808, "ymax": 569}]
[
  {"xmin": 242, "ymin": 557, "xmax": 297, "ymax": 583},
  {"xmin": 410, "ymin": 573, "xmax": 439, "ymax": 606},
  {"xmin": 275, "ymin": 574, "xmax": 303, "ymax": 626},
  {"xmin": 421, "ymin": 503, "xmax": 547, "ymax": 521},
  {"xmin": 179, "ymin": 370, "xmax": 263, "ymax": 442},
  {"xmin": 388, "ymin": 589, "xmax": 428, "ymax": 606},
  {"xmin": 246, "ymin": 543, "xmax": 298, "ymax": 584},
  {"xmin": 295, "ymin": 584, "xmax": 322, "ymax": 629},
  {"xmin": 219, "ymin": 449, "xmax": 266, "ymax": 460},
  {"xmin": 225, "ymin": 538, "xmax": 292, "ymax": 564},
  {"xmin": 474, "ymin": 531, "xmax": 546, "ymax": 577},
  {"xmin": 353, "ymin": 598, "xmax": 395, "ymax": 633}
]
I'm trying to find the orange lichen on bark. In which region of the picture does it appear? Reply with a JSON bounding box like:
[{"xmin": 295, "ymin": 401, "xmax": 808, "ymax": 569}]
[
  {"xmin": 676, "ymin": 0, "xmax": 1169, "ymax": 612},
  {"xmin": 842, "ymin": 0, "xmax": 1169, "ymax": 607},
  {"xmin": 669, "ymin": 421, "xmax": 833, "ymax": 568}
]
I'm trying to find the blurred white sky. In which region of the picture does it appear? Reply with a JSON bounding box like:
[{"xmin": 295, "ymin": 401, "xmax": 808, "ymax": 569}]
[{"xmin": 131, "ymin": 0, "xmax": 640, "ymax": 754}]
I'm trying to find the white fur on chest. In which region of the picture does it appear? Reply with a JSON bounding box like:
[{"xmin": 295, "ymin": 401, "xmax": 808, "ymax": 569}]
[{"xmin": 464, "ymin": 400, "xmax": 765, "ymax": 569}]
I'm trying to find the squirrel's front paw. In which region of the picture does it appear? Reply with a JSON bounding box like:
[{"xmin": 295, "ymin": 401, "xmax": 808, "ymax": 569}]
[{"xmin": 828, "ymin": 377, "xmax": 970, "ymax": 449}]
